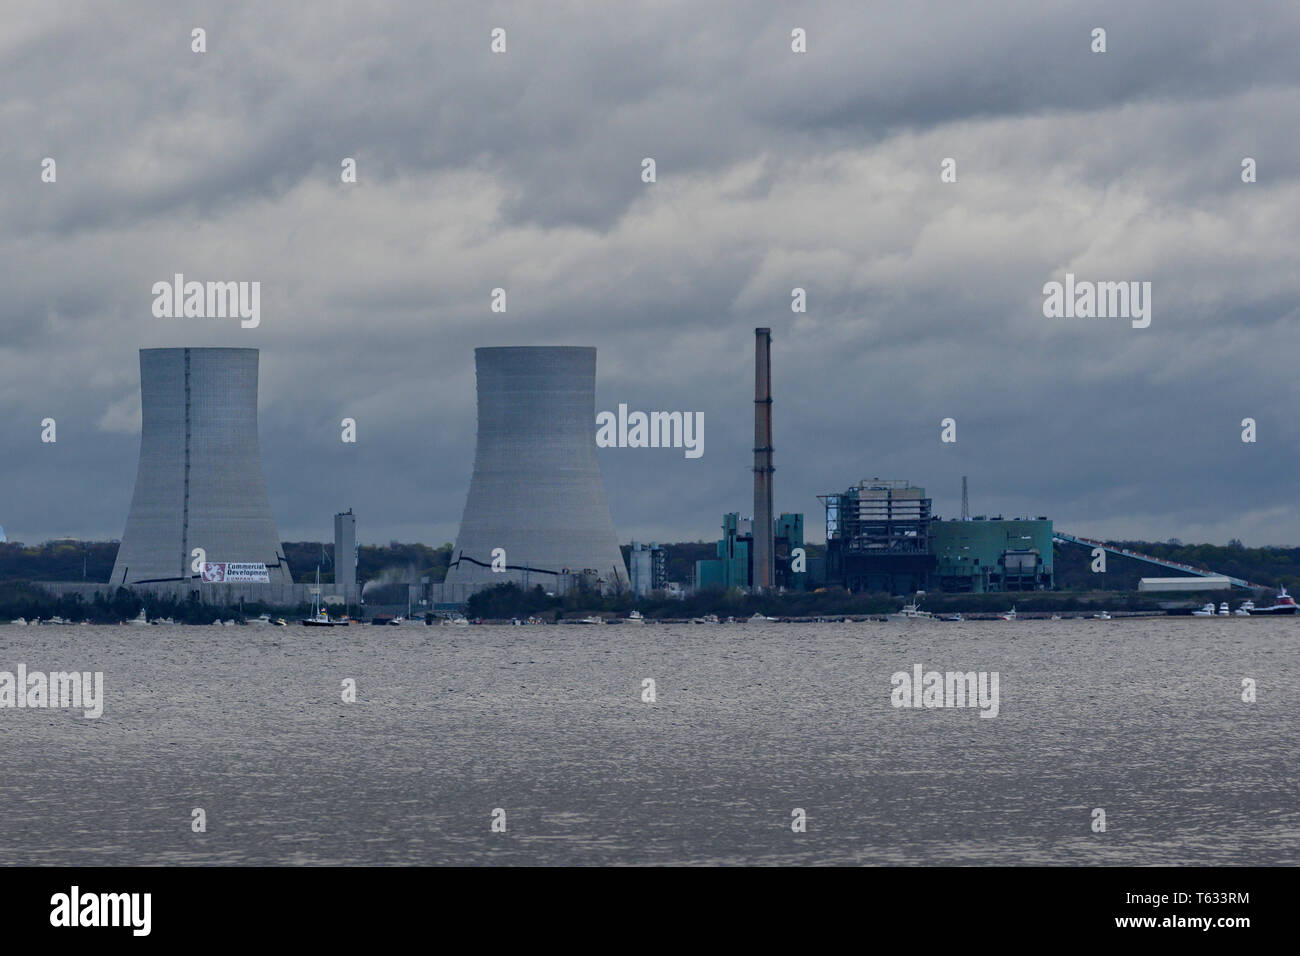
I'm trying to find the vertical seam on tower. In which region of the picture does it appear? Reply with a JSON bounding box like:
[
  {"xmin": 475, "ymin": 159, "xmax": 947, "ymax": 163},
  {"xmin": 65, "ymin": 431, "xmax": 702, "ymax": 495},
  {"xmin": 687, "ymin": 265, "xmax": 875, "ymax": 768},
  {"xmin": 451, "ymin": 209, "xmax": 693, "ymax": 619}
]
[{"xmin": 181, "ymin": 348, "xmax": 191, "ymax": 582}]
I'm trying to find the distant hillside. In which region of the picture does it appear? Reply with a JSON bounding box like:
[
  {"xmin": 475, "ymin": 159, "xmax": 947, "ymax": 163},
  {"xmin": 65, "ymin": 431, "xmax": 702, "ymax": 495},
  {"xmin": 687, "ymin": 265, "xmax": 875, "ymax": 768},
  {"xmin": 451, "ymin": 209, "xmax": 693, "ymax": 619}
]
[{"xmin": 1053, "ymin": 540, "xmax": 1300, "ymax": 592}]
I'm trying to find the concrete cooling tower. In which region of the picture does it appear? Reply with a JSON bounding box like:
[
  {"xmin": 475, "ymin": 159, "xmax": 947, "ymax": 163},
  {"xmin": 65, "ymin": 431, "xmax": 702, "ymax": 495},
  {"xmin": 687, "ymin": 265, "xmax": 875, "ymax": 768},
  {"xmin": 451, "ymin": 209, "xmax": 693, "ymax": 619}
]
[
  {"xmin": 444, "ymin": 346, "xmax": 628, "ymax": 592},
  {"xmin": 111, "ymin": 348, "xmax": 292, "ymax": 586}
]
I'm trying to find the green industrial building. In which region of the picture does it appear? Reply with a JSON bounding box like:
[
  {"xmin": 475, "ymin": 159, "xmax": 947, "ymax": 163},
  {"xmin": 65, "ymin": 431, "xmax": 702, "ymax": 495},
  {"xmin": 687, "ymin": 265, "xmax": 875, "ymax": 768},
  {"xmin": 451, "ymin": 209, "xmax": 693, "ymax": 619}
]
[
  {"xmin": 818, "ymin": 478, "xmax": 1053, "ymax": 594},
  {"xmin": 695, "ymin": 513, "xmax": 807, "ymax": 591},
  {"xmin": 931, "ymin": 517, "xmax": 1054, "ymax": 592}
]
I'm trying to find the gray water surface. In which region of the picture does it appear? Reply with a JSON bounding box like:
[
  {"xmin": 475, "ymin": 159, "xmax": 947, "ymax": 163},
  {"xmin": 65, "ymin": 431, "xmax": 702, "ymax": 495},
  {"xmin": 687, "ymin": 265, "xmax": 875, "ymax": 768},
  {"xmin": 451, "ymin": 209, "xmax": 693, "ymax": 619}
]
[{"xmin": 0, "ymin": 619, "xmax": 1295, "ymax": 865}]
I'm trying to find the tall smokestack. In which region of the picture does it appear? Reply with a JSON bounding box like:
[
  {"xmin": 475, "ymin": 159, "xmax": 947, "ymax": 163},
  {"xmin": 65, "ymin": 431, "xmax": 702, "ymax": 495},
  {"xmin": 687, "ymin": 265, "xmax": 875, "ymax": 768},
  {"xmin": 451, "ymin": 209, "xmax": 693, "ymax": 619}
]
[{"xmin": 753, "ymin": 328, "xmax": 774, "ymax": 591}]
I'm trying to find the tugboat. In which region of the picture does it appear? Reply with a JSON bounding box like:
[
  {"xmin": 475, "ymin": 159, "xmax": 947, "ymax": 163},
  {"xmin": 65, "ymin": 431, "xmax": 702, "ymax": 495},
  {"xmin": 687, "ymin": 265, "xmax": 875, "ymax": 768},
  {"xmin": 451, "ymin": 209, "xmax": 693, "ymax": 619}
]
[{"xmin": 1249, "ymin": 586, "xmax": 1300, "ymax": 616}]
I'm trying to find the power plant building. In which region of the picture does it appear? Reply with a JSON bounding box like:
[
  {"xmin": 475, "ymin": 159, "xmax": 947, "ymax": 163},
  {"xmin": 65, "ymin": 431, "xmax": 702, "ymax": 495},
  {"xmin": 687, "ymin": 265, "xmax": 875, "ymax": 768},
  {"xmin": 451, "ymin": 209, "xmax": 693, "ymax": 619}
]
[
  {"xmin": 931, "ymin": 517, "xmax": 1054, "ymax": 592},
  {"xmin": 820, "ymin": 479, "xmax": 936, "ymax": 594},
  {"xmin": 818, "ymin": 478, "xmax": 1053, "ymax": 594},
  {"xmin": 442, "ymin": 346, "xmax": 629, "ymax": 595},
  {"xmin": 628, "ymin": 541, "xmax": 667, "ymax": 596},
  {"xmin": 111, "ymin": 348, "xmax": 291, "ymax": 588},
  {"xmin": 695, "ymin": 512, "xmax": 806, "ymax": 591}
]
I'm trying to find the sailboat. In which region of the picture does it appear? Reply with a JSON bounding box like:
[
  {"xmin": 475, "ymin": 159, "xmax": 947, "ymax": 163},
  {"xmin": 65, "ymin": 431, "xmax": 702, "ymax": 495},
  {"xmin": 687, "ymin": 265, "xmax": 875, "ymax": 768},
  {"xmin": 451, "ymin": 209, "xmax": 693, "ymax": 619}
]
[{"xmin": 302, "ymin": 568, "xmax": 335, "ymax": 627}]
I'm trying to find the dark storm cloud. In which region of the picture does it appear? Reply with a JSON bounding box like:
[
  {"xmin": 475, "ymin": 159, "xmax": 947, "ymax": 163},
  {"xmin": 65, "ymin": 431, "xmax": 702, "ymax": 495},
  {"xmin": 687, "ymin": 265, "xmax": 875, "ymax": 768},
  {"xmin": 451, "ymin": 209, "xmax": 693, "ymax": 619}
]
[{"xmin": 2, "ymin": 0, "xmax": 1298, "ymax": 554}]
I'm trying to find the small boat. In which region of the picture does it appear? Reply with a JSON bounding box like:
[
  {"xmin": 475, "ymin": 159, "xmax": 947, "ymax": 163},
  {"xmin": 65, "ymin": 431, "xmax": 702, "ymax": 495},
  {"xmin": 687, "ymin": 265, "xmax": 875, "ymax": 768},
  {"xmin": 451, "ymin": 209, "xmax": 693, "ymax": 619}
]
[
  {"xmin": 942, "ymin": 613, "xmax": 964, "ymax": 622},
  {"xmin": 10, "ymin": 617, "xmax": 27, "ymax": 626},
  {"xmin": 1217, "ymin": 602, "xmax": 1230, "ymax": 616},
  {"xmin": 302, "ymin": 568, "xmax": 340, "ymax": 626},
  {"xmin": 624, "ymin": 610, "xmax": 645, "ymax": 624},
  {"xmin": 1192, "ymin": 603, "xmax": 1216, "ymax": 616},
  {"xmin": 1050, "ymin": 614, "xmax": 1062, "ymax": 620},
  {"xmin": 1093, "ymin": 610, "xmax": 1112, "ymax": 620},
  {"xmin": 748, "ymin": 612, "xmax": 777, "ymax": 622},
  {"xmin": 1249, "ymin": 587, "xmax": 1299, "ymax": 616},
  {"xmin": 1235, "ymin": 600, "xmax": 1254, "ymax": 616},
  {"xmin": 691, "ymin": 614, "xmax": 720, "ymax": 624},
  {"xmin": 888, "ymin": 593, "xmax": 934, "ymax": 622},
  {"xmin": 576, "ymin": 615, "xmax": 604, "ymax": 625},
  {"xmin": 998, "ymin": 606, "xmax": 1017, "ymax": 621}
]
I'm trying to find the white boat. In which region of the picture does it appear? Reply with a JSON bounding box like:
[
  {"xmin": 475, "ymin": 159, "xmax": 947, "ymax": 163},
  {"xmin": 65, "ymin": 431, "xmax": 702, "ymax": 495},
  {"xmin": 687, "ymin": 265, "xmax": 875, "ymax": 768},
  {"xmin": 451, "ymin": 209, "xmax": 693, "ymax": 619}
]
[
  {"xmin": 888, "ymin": 593, "xmax": 934, "ymax": 622},
  {"xmin": 1050, "ymin": 614, "xmax": 1062, "ymax": 620},
  {"xmin": 1093, "ymin": 610, "xmax": 1112, "ymax": 620},
  {"xmin": 302, "ymin": 569, "xmax": 337, "ymax": 626},
  {"xmin": 1192, "ymin": 603, "xmax": 1216, "ymax": 616},
  {"xmin": 1235, "ymin": 600, "xmax": 1254, "ymax": 616},
  {"xmin": 10, "ymin": 617, "xmax": 27, "ymax": 626},
  {"xmin": 748, "ymin": 612, "xmax": 777, "ymax": 622},
  {"xmin": 624, "ymin": 610, "xmax": 645, "ymax": 624},
  {"xmin": 574, "ymin": 615, "xmax": 604, "ymax": 625},
  {"xmin": 441, "ymin": 615, "xmax": 470, "ymax": 627},
  {"xmin": 691, "ymin": 614, "xmax": 720, "ymax": 624},
  {"xmin": 1217, "ymin": 602, "xmax": 1230, "ymax": 616},
  {"xmin": 941, "ymin": 613, "xmax": 964, "ymax": 622},
  {"xmin": 998, "ymin": 606, "xmax": 1017, "ymax": 621}
]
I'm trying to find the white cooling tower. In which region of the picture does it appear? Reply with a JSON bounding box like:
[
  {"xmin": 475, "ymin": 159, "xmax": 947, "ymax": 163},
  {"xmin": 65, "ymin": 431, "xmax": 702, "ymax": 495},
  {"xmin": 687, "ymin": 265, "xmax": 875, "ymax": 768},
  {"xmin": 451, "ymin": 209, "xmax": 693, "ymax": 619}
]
[
  {"xmin": 110, "ymin": 348, "xmax": 291, "ymax": 586},
  {"xmin": 443, "ymin": 346, "xmax": 628, "ymax": 591}
]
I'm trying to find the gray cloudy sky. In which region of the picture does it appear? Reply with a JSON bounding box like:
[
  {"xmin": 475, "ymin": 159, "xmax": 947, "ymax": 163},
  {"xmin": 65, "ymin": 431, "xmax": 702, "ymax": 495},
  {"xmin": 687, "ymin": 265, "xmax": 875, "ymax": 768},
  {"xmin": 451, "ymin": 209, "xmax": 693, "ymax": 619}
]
[{"xmin": 3, "ymin": 0, "xmax": 1299, "ymax": 550}]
